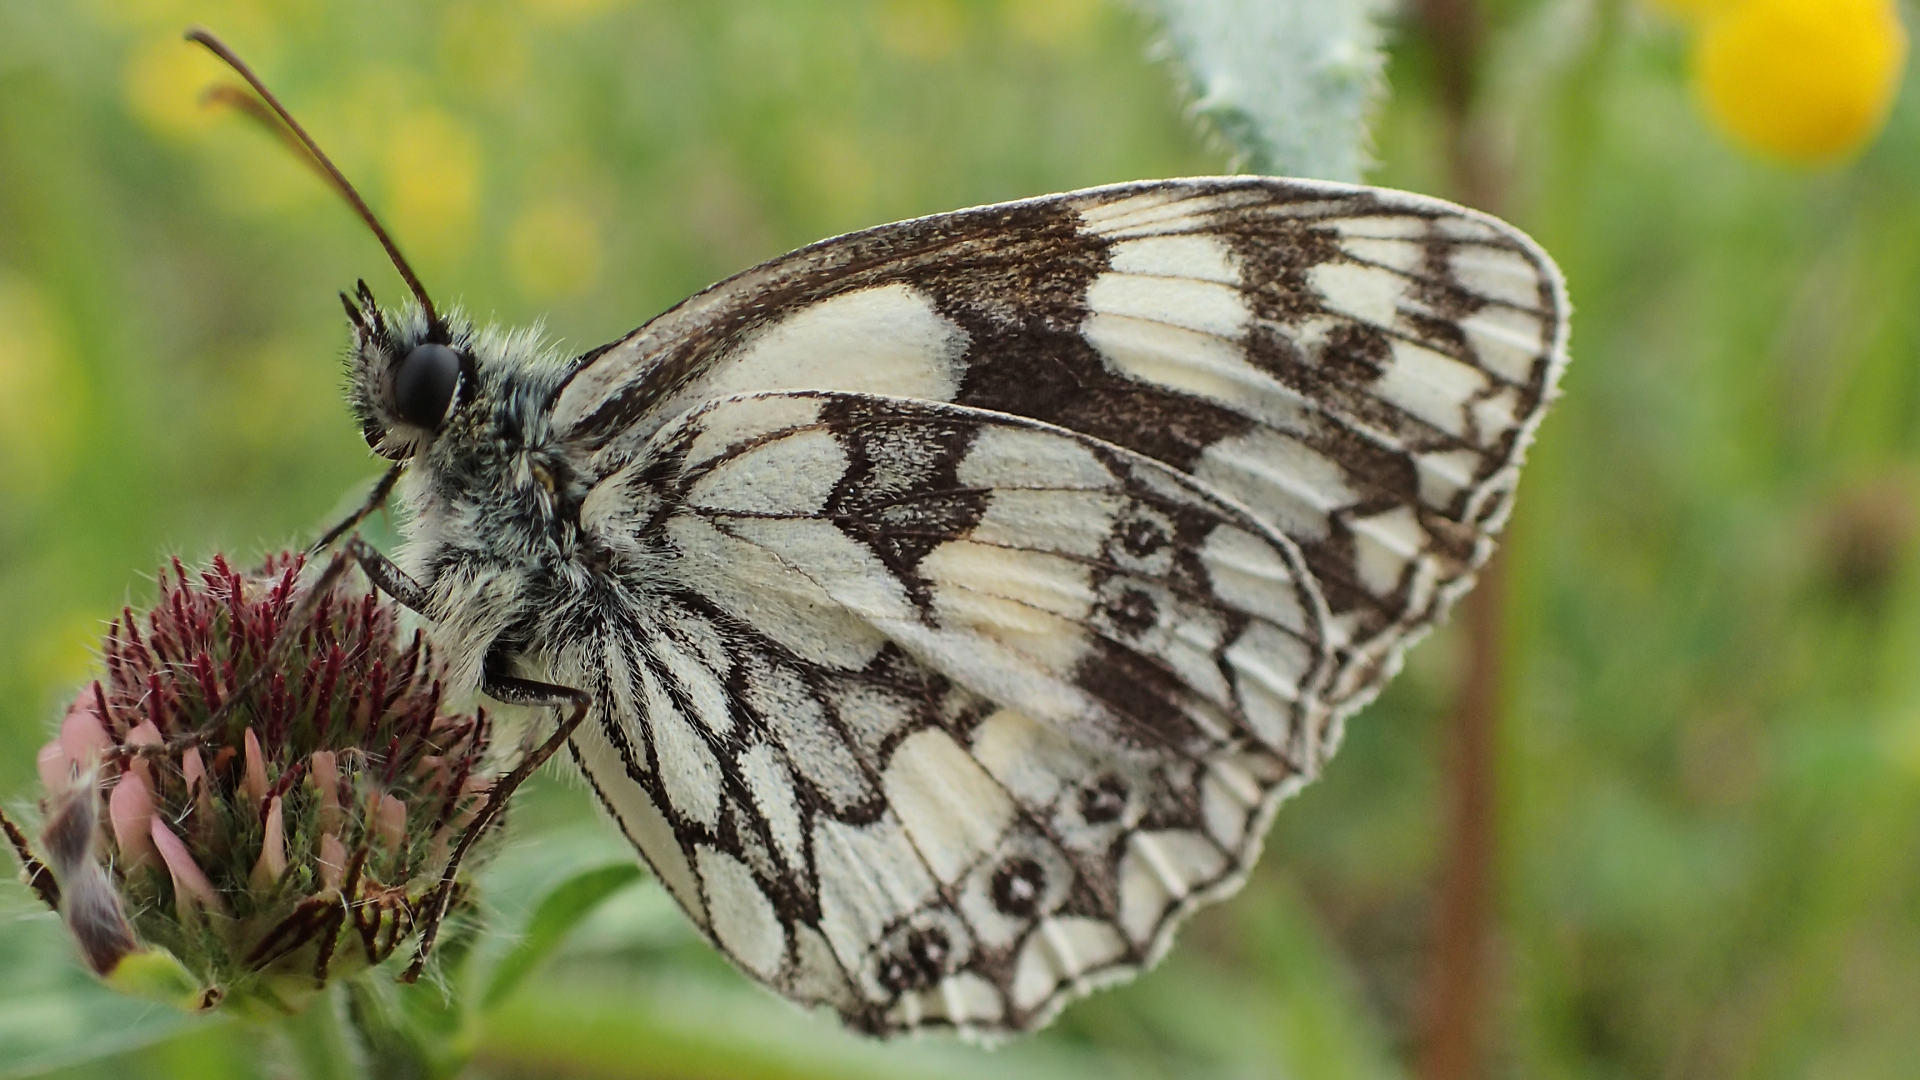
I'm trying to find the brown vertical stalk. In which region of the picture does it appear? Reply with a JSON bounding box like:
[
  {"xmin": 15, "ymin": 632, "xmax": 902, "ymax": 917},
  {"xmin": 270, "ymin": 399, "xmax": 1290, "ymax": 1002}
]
[
  {"xmin": 1419, "ymin": 551, "xmax": 1506, "ymax": 1080},
  {"xmin": 1410, "ymin": 1, "xmax": 1508, "ymax": 1079}
]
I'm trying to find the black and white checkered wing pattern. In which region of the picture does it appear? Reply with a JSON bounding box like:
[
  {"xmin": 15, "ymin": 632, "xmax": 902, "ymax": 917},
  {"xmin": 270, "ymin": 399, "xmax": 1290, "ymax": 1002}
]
[
  {"xmin": 553, "ymin": 176, "xmax": 1568, "ymax": 760},
  {"xmin": 544, "ymin": 176, "xmax": 1567, "ymax": 1034},
  {"xmin": 564, "ymin": 391, "xmax": 1331, "ymax": 1034}
]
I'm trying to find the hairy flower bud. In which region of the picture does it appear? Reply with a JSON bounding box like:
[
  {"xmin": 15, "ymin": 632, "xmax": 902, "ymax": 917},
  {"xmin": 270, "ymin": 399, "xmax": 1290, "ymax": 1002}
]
[{"xmin": 23, "ymin": 553, "xmax": 502, "ymax": 1014}]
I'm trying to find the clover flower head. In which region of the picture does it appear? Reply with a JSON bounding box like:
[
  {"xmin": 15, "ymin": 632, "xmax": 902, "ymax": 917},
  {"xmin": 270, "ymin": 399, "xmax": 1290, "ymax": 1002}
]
[{"xmin": 24, "ymin": 553, "xmax": 497, "ymax": 1014}]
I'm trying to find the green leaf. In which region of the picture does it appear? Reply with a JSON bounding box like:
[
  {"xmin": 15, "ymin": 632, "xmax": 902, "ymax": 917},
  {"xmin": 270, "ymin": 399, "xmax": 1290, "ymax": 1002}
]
[
  {"xmin": 1241, "ymin": 877, "xmax": 1403, "ymax": 1080},
  {"xmin": 0, "ymin": 901, "xmax": 199, "ymax": 1078},
  {"xmin": 276, "ymin": 986, "xmax": 368, "ymax": 1080},
  {"xmin": 101, "ymin": 948, "xmax": 206, "ymax": 1013},
  {"xmin": 482, "ymin": 863, "xmax": 643, "ymax": 1011},
  {"xmin": 344, "ymin": 975, "xmax": 468, "ymax": 1080},
  {"xmin": 1133, "ymin": 0, "xmax": 1387, "ymax": 181},
  {"xmin": 476, "ymin": 975, "xmax": 1131, "ymax": 1080}
]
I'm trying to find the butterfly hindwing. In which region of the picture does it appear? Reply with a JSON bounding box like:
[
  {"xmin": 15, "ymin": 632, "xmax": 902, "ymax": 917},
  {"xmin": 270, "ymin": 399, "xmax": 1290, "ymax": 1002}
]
[
  {"xmin": 551, "ymin": 176, "xmax": 1568, "ymax": 760},
  {"xmin": 558, "ymin": 390, "xmax": 1333, "ymax": 1033}
]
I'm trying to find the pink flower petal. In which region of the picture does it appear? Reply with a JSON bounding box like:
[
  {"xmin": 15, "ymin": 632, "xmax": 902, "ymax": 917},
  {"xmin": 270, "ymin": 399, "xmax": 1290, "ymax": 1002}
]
[
  {"xmin": 124, "ymin": 721, "xmax": 163, "ymax": 748},
  {"xmin": 374, "ymin": 794, "xmax": 407, "ymax": 853},
  {"xmin": 182, "ymin": 747, "xmax": 214, "ymax": 821},
  {"xmin": 181, "ymin": 747, "xmax": 205, "ymax": 789},
  {"xmin": 149, "ymin": 818, "xmax": 225, "ymax": 916},
  {"xmin": 108, "ymin": 771, "xmax": 158, "ymax": 869},
  {"xmin": 252, "ymin": 796, "xmax": 287, "ymax": 887},
  {"xmin": 317, "ymin": 832, "xmax": 348, "ymax": 893},
  {"xmin": 242, "ymin": 728, "xmax": 268, "ymax": 805},
  {"xmin": 58, "ymin": 695, "xmax": 111, "ymax": 767},
  {"xmin": 310, "ymin": 751, "xmax": 342, "ymax": 834},
  {"xmin": 122, "ymin": 721, "xmax": 164, "ymax": 792},
  {"xmin": 36, "ymin": 740, "xmax": 74, "ymax": 793}
]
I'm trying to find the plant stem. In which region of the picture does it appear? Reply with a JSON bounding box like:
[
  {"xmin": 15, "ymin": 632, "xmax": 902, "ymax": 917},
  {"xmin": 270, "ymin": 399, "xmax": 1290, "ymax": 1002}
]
[
  {"xmin": 278, "ymin": 985, "xmax": 366, "ymax": 1080},
  {"xmin": 1410, "ymin": 0, "xmax": 1509, "ymax": 1077},
  {"xmin": 1419, "ymin": 550, "xmax": 1506, "ymax": 1080}
]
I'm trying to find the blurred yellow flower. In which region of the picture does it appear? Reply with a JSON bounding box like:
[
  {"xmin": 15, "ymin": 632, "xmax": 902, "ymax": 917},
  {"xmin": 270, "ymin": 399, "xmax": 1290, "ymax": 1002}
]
[
  {"xmin": 509, "ymin": 198, "xmax": 605, "ymax": 301},
  {"xmin": 442, "ymin": 5, "xmax": 530, "ymax": 102},
  {"xmin": 29, "ymin": 610, "xmax": 106, "ymax": 702},
  {"xmin": 0, "ymin": 275, "xmax": 81, "ymax": 498},
  {"xmin": 793, "ymin": 127, "xmax": 880, "ymax": 226},
  {"xmin": 519, "ymin": 0, "xmax": 623, "ymax": 19},
  {"xmin": 1885, "ymin": 712, "xmax": 1920, "ymax": 777},
  {"xmin": 878, "ymin": 0, "xmax": 965, "ymax": 60},
  {"xmin": 1645, "ymin": 0, "xmax": 1742, "ymax": 15},
  {"xmin": 1003, "ymin": 0, "xmax": 1102, "ymax": 49},
  {"xmin": 123, "ymin": 33, "xmax": 232, "ymax": 137},
  {"xmin": 385, "ymin": 107, "xmax": 481, "ymax": 262},
  {"xmin": 1693, "ymin": 0, "xmax": 1907, "ymax": 163}
]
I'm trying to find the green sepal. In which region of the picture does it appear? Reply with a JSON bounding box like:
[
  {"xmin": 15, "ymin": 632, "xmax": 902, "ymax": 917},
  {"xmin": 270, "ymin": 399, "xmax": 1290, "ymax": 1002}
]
[{"xmin": 103, "ymin": 948, "xmax": 214, "ymax": 1012}]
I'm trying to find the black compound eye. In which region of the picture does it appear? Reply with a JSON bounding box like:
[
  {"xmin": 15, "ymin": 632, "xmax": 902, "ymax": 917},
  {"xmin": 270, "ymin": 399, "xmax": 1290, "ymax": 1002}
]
[{"xmin": 393, "ymin": 343, "xmax": 463, "ymax": 429}]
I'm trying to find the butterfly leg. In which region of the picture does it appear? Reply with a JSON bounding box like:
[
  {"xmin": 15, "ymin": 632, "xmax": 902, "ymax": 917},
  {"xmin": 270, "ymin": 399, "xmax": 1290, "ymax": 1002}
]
[
  {"xmin": 193, "ymin": 539, "xmax": 427, "ymax": 737},
  {"xmin": 335, "ymin": 538, "xmax": 593, "ymax": 979},
  {"xmin": 185, "ymin": 543, "xmax": 424, "ymax": 746},
  {"xmin": 310, "ymin": 463, "xmax": 405, "ymax": 556},
  {"xmin": 341, "ymin": 536, "xmax": 432, "ymax": 614},
  {"xmin": 179, "ymin": 548, "xmax": 364, "ymax": 744},
  {"xmin": 401, "ymin": 659, "xmax": 592, "ymax": 982}
]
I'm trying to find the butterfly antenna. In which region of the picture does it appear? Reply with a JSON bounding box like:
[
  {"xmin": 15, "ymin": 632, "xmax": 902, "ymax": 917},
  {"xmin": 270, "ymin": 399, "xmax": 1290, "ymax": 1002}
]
[
  {"xmin": 199, "ymin": 84, "xmax": 337, "ymax": 190},
  {"xmin": 185, "ymin": 28, "xmax": 440, "ymax": 330}
]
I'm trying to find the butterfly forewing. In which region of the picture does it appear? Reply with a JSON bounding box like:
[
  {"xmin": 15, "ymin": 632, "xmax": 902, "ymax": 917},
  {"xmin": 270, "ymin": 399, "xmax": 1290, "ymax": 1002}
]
[
  {"xmin": 448, "ymin": 176, "xmax": 1567, "ymax": 1035},
  {"xmin": 552, "ymin": 177, "xmax": 1567, "ymax": 763}
]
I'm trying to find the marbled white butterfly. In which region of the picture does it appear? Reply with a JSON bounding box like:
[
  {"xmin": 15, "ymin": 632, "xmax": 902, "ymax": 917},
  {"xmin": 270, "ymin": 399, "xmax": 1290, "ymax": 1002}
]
[{"xmin": 195, "ymin": 31, "xmax": 1568, "ymax": 1038}]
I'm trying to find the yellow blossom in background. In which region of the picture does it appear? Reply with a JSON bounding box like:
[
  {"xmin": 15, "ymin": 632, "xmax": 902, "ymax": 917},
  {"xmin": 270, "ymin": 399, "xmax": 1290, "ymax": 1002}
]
[
  {"xmin": 1002, "ymin": 0, "xmax": 1102, "ymax": 49},
  {"xmin": 0, "ymin": 275, "xmax": 82, "ymax": 498},
  {"xmin": 1646, "ymin": 0, "xmax": 1742, "ymax": 15},
  {"xmin": 441, "ymin": 5, "xmax": 531, "ymax": 102},
  {"xmin": 878, "ymin": 0, "xmax": 965, "ymax": 60},
  {"xmin": 27, "ymin": 611, "xmax": 106, "ymax": 706},
  {"xmin": 794, "ymin": 126, "xmax": 880, "ymax": 225},
  {"xmin": 518, "ymin": 0, "xmax": 624, "ymax": 20},
  {"xmin": 385, "ymin": 107, "xmax": 481, "ymax": 262},
  {"xmin": 1684, "ymin": 0, "xmax": 1908, "ymax": 163},
  {"xmin": 509, "ymin": 197, "xmax": 605, "ymax": 301},
  {"xmin": 123, "ymin": 33, "xmax": 233, "ymax": 137}
]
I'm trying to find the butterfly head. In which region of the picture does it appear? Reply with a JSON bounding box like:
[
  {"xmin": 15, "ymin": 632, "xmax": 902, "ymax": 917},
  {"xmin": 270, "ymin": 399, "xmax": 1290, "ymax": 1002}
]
[
  {"xmin": 342, "ymin": 282, "xmax": 479, "ymax": 460},
  {"xmin": 170, "ymin": 32, "xmax": 467, "ymax": 464}
]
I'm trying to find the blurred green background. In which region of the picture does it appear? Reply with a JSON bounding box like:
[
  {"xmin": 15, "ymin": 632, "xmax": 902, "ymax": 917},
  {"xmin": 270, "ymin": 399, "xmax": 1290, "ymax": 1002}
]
[{"xmin": 5, "ymin": 0, "xmax": 1920, "ymax": 1077}]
